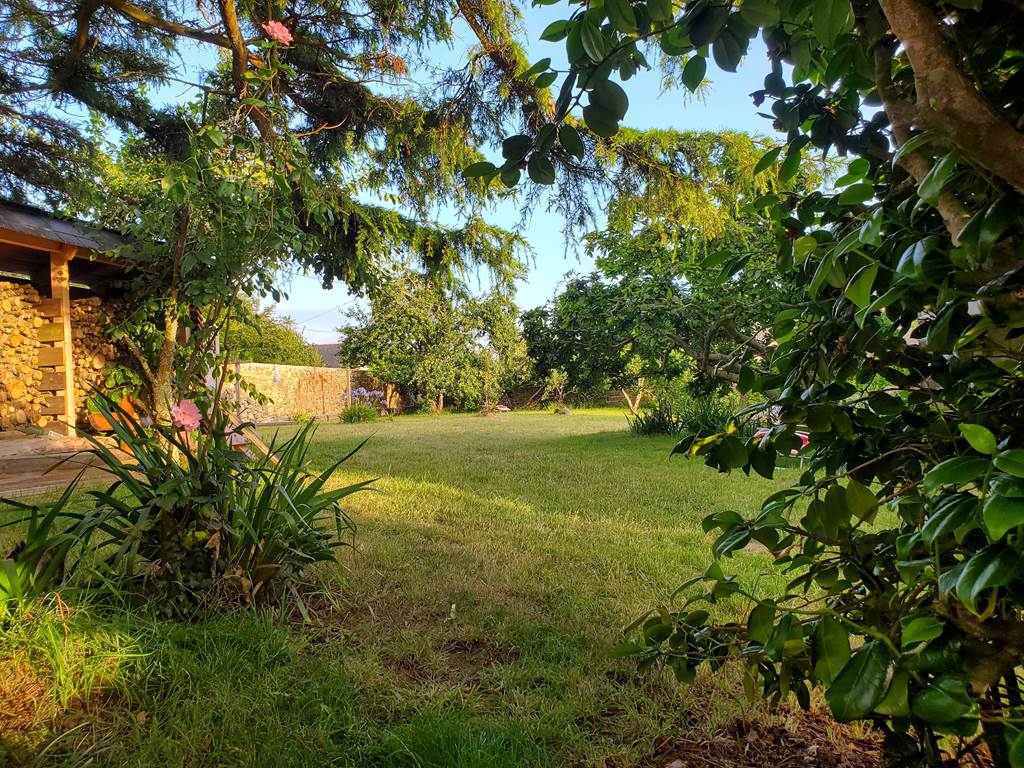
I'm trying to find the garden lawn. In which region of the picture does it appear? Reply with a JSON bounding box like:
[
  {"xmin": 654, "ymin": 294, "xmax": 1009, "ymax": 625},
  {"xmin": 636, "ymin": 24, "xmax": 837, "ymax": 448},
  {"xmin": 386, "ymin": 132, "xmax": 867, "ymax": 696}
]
[{"xmin": 3, "ymin": 409, "xmax": 793, "ymax": 768}]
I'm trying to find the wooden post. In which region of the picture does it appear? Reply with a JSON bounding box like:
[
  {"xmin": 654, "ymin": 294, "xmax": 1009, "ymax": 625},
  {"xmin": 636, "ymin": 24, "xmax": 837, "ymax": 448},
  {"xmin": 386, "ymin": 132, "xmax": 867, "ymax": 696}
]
[
  {"xmin": 50, "ymin": 245, "xmax": 76, "ymax": 434},
  {"xmin": 345, "ymin": 368, "xmax": 352, "ymax": 408}
]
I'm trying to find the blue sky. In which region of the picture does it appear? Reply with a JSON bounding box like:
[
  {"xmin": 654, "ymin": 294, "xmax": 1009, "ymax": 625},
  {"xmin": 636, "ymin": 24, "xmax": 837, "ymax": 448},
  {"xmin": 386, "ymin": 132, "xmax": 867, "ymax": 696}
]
[{"xmin": 272, "ymin": 7, "xmax": 776, "ymax": 343}]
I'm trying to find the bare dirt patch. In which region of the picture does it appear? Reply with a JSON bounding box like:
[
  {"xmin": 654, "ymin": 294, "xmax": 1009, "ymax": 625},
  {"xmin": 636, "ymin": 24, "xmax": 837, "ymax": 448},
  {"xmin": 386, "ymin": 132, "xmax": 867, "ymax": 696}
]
[
  {"xmin": 0, "ymin": 660, "xmax": 47, "ymax": 735},
  {"xmin": 643, "ymin": 710, "xmax": 885, "ymax": 768}
]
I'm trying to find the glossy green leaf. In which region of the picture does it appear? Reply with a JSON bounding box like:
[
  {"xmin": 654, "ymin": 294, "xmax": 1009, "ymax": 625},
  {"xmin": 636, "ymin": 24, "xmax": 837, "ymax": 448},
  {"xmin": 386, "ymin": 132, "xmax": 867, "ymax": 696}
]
[
  {"xmin": 606, "ymin": 0, "xmax": 639, "ymax": 33},
  {"xmin": 739, "ymin": 0, "xmax": 780, "ymax": 27},
  {"xmin": 995, "ymin": 449, "xmax": 1024, "ymax": 478},
  {"xmin": 826, "ymin": 641, "xmax": 890, "ymax": 722},
  {"xmin": 712, "ymin": 26, "xmax": 745, "ymax": 72},
  {"xmin": 793, "ymin": 235, "xmax": 817, "ymax": 264},
  {"xmin": 582, "ymin": 104, "xmax": 620, "ymax": 137},
  {"xmin": 747, "ymin": 602, "xmax": 775, "ymax": 643},
  {"xmin": 921, "ymin": 495, "xmax": 976, "ymax": 544},
  {"xmin": 753, "ymin": 146, "xmax": 782, "ymax": 175},
  {"xmin": 502, "ymin": 134, "xmax": 533, "ymax": 161},
  {"xmin": 918, "ymin": 152, "xmax": 957, "ymax": 205},
  {"xmin": 844, "ymin": 264, "xmax": 877, "ymax": 308},
  {"xmin": 956, "ymin": 545, "xmax": 1018, "ymax": 612},
  {"xmin": 527, "ymin": 154, "xmax": 556, "ymax": 184},
  {"xmin": 838, "ymin": 182, "xmax": 873, "ymax": 206},
  {"xmin": 558, "ymin": 124, "xmax": 586, "ymax": 159},
  {"xmin": 647, "ymin": 0, "xmax": 673, "ymax": 22},
  {"xmin": 499, "ymin": 166, "xmax": 521, "ymax": 187},
  {"xmin": 812, "ymin": 0, "xmax": 853, "ymax": 46},
  {"xmin": 681, "ymin": 55, "xmax": 707, "ymax": 92},
  {"xmin": 911, "ymin": 676, "xmax": 972, "ymax": 723},
  {"xmin": 845, "ymin": 479, "xmax": 877, "ymax": 520},
  {"xmin": 462, "ymin": 161, "xmax": 496, "ymax": 178},
  {"xmin": 983, "ymin": 494, "xmax": 1024, "ymax": 541},
  {"xmin": 533, "ymin": 71, "xmax": 558, "ymax": 88},
  {"xmin": 590, "ymin": 80, "xmax": 629, "ymax": 119},
  {"xmin": 874, "ymin": 670, "xmax": 910, "ymax": 717},
  {"xmin": 814, "ymin": 617, "xmax": 850, "ymax": 685},
  {"xmin": 540, "ymin": 20, "xmax": 570, "ymax": 41},
  {"xmin": 922, "ymin": 456, "xmax": 990, "ymax": 493},
  {"xmin": 580, "ymin": 20, "xmax": 608, "ymax": 61},
  {"xmin": 901, "ymin": 616, "xmax": 943, "ymax": 648},
  {"xmin": 688, "ymin": 5, "xmax": 729, "ymax": 46},
  {"xmin": 960, "ymin": 424, "xmax": 997, "ymax": 455}
]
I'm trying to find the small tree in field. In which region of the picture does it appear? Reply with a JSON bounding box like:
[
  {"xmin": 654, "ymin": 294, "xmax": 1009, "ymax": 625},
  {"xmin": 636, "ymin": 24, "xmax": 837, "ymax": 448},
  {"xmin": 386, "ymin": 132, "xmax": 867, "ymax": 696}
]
[
  {"xmin": 492, "ymin": 0, "xmax": 1024, "ymax": 763},
  {"xmin": 338, "ymin": 271, "xmax": 529, "ymax": 413}
]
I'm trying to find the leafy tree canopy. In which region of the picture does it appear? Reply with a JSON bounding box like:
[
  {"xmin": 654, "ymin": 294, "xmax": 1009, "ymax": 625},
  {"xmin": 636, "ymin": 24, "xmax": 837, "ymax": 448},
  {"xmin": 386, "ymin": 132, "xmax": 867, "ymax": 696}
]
[
  {"xmin": 497, "ymin": 0, "xmax": 1024, "ymax": 763},
  {"xmin": 224, "ymin": 299, "xmax": 323, "ymax": 367},
  {"xmin": 338, "ymin": 270, "xmax": 530, "ymax": 411},
  {"xmin": 1, "ymin": 0, "xmax": 538, "ymax": 290}
]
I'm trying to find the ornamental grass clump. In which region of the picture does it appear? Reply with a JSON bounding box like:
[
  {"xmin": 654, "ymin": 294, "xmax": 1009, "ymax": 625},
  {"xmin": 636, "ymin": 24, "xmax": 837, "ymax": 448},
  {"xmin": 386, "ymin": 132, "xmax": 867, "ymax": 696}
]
[{"xmin": 0, "ymin": 396, "xmax": 369, "ymax": 619}]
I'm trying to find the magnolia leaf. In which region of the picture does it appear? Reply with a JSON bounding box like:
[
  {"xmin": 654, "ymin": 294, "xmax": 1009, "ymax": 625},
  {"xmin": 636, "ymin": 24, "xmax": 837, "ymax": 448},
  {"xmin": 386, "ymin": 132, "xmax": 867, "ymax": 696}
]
[
  {"xmin": 814, "ymin": 617, "xmax": 850, "ymax": 685},
  {"xmin": 955, "ymin": 545, "xmax": 1018, "ymax": 613},
  {"xmin": 606, "ymin": 0, "xmax": 639, "ymax": 33},
  {"xmin": 580, "ymin": 20, "xmax": 608, "ymax": 61},
  {"xmin": 812, "ymin": 0, "xmax": 853, "ymax": 46},
  {"xmin": 922, "ymin": 456, "xmax": 990, "ymax": 493},
  {"xmin": 462, "ymin": 161, "xmax": 496, "ymax": 178},
  {"xmin": 753, "ymin": 146, "xmax": 782, "ymax": 175},
  {"xmin": 960, "ymin": 424, "xmax": 997, "ymax": 455},
  {"xmin": 540, "ymin": 20, "xmax": 570, "ymax": 41},
  {"xmin": 918, "ymin": 152, "xmax": 957, "ymax": 205},
  {"xmin": 527, "ymin": 154, "xmax": 556, "ymax": 185},
  {"xmin": 901, "ymin": 616, "xmax": 943, "ymax": 648},
  {"xmin": 682, "ymin": 55, "xmax": 708, "ymax": 92},
  {"xmin": 689, "ymin": 5, "xmax": 729, "ymax": 46},
  {"xmin": 994, "ymin": 449, "xmax": 1024, "ymax": 478},
  {"xmin": 911, "ymin": 676, "xmax": 972, "ymax": 723},
  {"xmin": 582, "ymin": 104, "xmax": 620, "ymax": 137},
  {"xmin": 590, "ymin": 80, "xmax": 629, "ymax": 119},
  {"xmin": 826, "ymin": 641, "xmax": 890, "ymax": 722},
  {"xmin": 739, "ymin": 0, "xmax": 780, "ymax": 26},
  {"xmin": 983, "ymin": 495, "xmax": 1024, "ymax": 541},
  {"xmin": 844, "ymin": 264, "xmax": 878, "ymax": 308},
  {"xmin": 558, "ymin": 124, "xmax": 586, "ymax": 159}
]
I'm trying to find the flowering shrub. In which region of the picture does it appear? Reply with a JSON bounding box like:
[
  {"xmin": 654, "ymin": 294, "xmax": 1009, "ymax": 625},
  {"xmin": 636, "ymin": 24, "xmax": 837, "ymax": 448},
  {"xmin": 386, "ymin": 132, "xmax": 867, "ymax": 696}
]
[
  {"xmin": 171, "ymin": 398, "xmax": 201, "ymax": 431},
  {"xmin": 349, "ymin": 387, "xmax": 386, "ymax": 408}
]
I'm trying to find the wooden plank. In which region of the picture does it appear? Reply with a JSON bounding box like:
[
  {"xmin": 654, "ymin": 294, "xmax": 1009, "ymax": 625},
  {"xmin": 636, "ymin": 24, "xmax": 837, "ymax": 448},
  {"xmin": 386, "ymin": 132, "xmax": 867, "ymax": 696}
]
[
  {"xmin": 35, "ymin": 297, "xmax": 63, "ymax": 318},
  {"xmin": 50, "ymin": 246, "xmax": 76, "ymax": 430},
  {"xmin": 41, "ymin": 396, "xmax": 66, "ymax": 416},
  {"xmin": 37, "ymin": 322, "xmax": 64, "ymax": 343},
  {"xmin": 38, "ymin": 371, "xmax": 65, "ymax": 391},
  {"xmin": 37, "ymin": 346, "xmax": 63, "ymax": 366}
]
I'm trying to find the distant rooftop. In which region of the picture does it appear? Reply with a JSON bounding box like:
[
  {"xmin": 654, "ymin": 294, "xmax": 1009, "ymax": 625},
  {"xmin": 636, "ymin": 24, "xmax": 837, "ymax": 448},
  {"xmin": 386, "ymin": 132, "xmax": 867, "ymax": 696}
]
[{"xmin": 313, "ymin": 343, "xmax": 342, "ymax": 368}]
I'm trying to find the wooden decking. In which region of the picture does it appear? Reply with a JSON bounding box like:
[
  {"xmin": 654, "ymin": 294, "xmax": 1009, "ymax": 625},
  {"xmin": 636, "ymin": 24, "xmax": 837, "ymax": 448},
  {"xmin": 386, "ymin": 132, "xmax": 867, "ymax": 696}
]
[{"xmin": 0, "ymin": 432, "xmax": 109, "ymax": 497}]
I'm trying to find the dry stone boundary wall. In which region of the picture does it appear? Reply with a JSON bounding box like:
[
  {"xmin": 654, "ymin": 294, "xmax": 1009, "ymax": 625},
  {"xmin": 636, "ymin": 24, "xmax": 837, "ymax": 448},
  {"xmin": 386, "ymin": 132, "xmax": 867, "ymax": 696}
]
[{"xmin": 229, "ymin": 363, "xmax": 380, "ymax": 423}]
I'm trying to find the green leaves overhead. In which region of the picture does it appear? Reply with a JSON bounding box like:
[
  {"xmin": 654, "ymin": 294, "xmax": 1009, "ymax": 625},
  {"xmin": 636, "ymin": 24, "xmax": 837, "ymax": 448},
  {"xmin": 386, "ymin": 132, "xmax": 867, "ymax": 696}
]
[
  {"xmin": 606, "ymin": 0, "xmax": 639, "ymax": 34},
  {"xmin": 960, "ymin": 423, "xmax": 997, "ymax": 455},
  {"xmin": 559, "ymin": 124, "xmax": 586, "ymax": 159},
  {"xmin": 681, "ymin": 55, "xmax": 707, "ymax": 92},
  {"xmin": 812, "ymin": 0, "xmax": 854, "ymax": 46}
]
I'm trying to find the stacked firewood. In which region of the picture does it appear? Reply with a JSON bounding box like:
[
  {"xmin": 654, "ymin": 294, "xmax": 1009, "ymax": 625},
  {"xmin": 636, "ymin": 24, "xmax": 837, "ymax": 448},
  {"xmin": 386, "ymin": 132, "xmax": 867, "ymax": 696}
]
[
  {"xmin": 71, "ymin": 296, "xmax": 118, "ymax": 420},
  {"xmin": 0, "ymin": 281, "xmax": 45, "ymax": 429}
]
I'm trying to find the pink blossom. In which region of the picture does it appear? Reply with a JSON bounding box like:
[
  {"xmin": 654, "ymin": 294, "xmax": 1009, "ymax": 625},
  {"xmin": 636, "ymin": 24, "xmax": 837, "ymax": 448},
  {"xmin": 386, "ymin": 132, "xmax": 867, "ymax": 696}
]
[
  {"xmin": 171, "ymin": 399, "xmax": 202, "ymax": 432},
  {"xmin": 261, "ymin": 20, "xmax": 293, "ymax": 46}
]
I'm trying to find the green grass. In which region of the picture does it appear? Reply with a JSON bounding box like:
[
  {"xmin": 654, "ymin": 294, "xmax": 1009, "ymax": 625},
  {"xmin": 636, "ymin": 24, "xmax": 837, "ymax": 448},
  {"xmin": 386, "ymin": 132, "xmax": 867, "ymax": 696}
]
[{"xmin": 2, "ymin": 409, "xmax": 793, "ymax": 767}]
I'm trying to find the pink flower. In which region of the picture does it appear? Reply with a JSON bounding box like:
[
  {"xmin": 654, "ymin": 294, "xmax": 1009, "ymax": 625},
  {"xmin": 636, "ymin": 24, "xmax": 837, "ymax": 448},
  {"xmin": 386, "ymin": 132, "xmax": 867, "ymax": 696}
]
[
  {"xmin": 171, "ymin": 399, "xmax": 202, "ymax": 432},
  {"xmin": 261, "ymin": 20, "xmax": 293, "ymax": 46}
]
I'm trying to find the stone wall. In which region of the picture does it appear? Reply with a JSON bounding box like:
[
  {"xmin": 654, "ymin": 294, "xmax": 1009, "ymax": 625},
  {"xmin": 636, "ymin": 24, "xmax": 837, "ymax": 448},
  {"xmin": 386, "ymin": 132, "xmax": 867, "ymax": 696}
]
[
  {"xmin": 228, "ymin": 363, "xmax": 380, "ymax": 423},
  {"xmin": 0, "ymin": 282, "xmax": 47, "ymax": 429},
  {"xmin": 0, "ymin": 280, "xmax": 118, "ymax": 431}
]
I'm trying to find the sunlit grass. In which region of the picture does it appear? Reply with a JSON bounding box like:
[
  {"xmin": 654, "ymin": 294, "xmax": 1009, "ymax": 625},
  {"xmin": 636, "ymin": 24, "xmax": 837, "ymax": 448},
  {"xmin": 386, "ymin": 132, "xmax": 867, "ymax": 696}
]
[{"xmin": 3, "ymin": 409, "xmax": 794, "ymax": 767}]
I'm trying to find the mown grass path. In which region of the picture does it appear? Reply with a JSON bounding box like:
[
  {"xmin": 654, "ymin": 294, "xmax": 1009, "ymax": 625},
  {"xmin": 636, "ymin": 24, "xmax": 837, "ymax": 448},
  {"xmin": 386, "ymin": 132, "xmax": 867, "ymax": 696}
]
[{"xmin": 4, "ymin": 410, "xmax": 790, "ymax": 767}]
